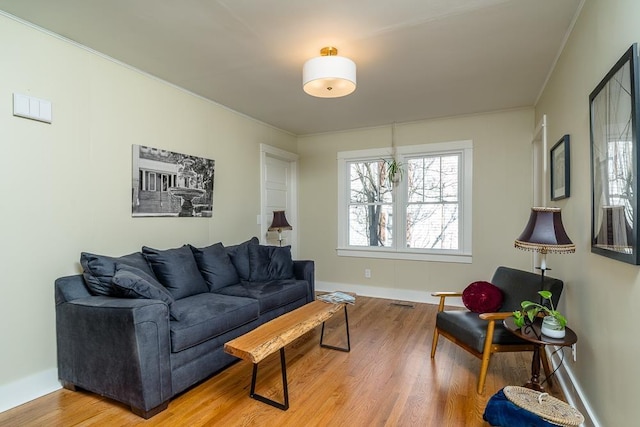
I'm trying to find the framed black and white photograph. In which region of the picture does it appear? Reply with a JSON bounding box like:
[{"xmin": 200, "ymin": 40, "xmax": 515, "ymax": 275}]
[
  {"xmin": 132, "ymin": 145, "xmax": 215, "ymax": 217},
  {"xmin": 550, "ymin": 134, "xmax": 570, "ymax": 201},
  {"xmin": 589, "ymin": 43, "xmax": 640, "ymax": 264}
]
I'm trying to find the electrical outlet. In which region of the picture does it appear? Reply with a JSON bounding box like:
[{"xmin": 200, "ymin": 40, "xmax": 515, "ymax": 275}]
[
  {"xmin": 364, "ymin": 268, "xmax": 371, "ymax": 278},
  {"xmin": 572, "ymin": 344, "xmax": 577, "ymax": 362}
]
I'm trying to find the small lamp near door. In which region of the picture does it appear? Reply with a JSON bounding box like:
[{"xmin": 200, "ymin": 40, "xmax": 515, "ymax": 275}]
[{"xmin": 269, "ymin": 210, "xmax": 292, "ymax": 246}]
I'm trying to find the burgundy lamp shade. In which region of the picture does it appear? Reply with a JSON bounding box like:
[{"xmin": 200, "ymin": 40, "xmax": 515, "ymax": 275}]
[
  {"xmin": 515, "ymin": 207, "xmax": 575, "ymax": 254},
  {"xmin": 269, "ymin": 210, "xmax": 292, "ymax": 231}
]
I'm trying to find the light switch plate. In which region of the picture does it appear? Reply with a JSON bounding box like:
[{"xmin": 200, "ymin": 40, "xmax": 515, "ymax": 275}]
[{"xmin": 13, "ymin": 93, "xmax": 52, "ymax": 123}]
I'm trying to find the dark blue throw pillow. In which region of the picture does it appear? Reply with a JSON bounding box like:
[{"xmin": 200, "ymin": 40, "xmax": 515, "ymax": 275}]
[
  {"xmin": 142, "ymin": 245, "xmax": 209, "ymax": 300},
  {"xmin": 190, "ymin": 242, "xmax": 240, "ymax": 291},
  {"xmin": 225, "ymin": 237, "xmax": 259, "ymax": 280},
  {"xmin": 80, "ymin": 251, "xmax": 155, "ymax": 296},
  {"xmin": 248, "ymin": 244, "xmax": 294, "ymax": 282},
  {"xmin": 111, "ymin": 264, "xmax": 180, "ymax": 320}
]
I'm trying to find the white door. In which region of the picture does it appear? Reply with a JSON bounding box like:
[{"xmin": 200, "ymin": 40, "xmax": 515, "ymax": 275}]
[{"xmin": 260, "ymin": 145, "xmax": 298, "ymax": 255}]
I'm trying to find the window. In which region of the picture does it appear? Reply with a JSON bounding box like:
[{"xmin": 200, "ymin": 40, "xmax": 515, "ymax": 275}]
[
  {"xmin": 161, "ymin": 174, "xmax": 169, "ymax": 192},
  {"xmin": 338, "ymin": 141, "xmax": 472, "ymax": 263},
  {"xmin": 147, "ymin": 172, "xmax": 157, "ymax": 191}
]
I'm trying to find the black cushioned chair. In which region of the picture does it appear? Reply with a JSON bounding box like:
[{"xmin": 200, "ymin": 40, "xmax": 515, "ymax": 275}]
[{"xmin": 430, "ymin": 266, "xmax": 563, "ymax": 394}]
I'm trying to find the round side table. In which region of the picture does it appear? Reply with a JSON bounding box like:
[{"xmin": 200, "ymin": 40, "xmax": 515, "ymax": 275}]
[{"xmin": 503, "ymin": 317, "xmax": 577, "ymax": 392}]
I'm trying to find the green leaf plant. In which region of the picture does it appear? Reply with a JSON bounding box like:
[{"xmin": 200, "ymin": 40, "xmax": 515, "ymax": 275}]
[
  {"xmin": 383, "ymin": 158, "xmax": 404, "ymax": 185},
  {"xmin": 512, "ymin": 290, "xmax": 567, "ymax": 329}
]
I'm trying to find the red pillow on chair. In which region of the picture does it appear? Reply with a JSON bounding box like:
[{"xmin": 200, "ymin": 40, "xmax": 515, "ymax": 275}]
[{"xmin": 462, "ymin": 281, "xmax": 504, "ymax": 313}]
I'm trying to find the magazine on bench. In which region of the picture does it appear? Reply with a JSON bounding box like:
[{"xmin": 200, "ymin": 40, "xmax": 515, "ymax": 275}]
[{"xmin": 317, "ymin": 291, "xmax": 355, "ymax": 305}]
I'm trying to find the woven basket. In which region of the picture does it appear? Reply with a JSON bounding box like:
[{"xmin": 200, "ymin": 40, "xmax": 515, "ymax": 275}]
[{"xmin": 503, "ymin": 386, "xmax": 584, "ymax": 426}]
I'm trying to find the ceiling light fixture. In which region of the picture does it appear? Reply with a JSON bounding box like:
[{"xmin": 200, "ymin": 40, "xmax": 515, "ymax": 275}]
[{"xmin": 303, "ymin": 47, "xmax": 356, "ymax": 98}]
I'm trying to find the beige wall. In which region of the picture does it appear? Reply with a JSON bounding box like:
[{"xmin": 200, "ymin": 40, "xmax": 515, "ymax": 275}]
[
  {"xmin": 297, "ymin": 108, "xmax": 539, "ymax": 300},
  {"xmin": 0, "ymin": 13, "xmax": 295, "ymax": 405},
  {"xmin": 5, "ymin": 1, "xmax": 637, "ymax": 423},
  {"xmin": 535, "ymin": 0, "xmax": 640, "ymax": 425}
]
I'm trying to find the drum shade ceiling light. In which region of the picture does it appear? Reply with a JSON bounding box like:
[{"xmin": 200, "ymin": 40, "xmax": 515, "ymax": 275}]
[{"xmin": 303, "ymin": 47, "xmax": 356, "ymax": 98}]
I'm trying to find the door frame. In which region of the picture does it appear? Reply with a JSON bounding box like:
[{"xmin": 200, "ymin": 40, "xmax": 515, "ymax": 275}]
[{"xmin": 260, "ymin": 144, "xmax": 299, "ymax": 257}]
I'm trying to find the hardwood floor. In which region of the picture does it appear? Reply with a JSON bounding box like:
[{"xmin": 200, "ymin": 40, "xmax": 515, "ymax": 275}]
[{"xmin": 0, "ymin": 296, "xmax": 565, "ymax": 426}]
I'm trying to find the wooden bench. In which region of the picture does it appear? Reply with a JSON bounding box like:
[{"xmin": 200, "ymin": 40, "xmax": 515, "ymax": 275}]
[{"xmin": 224, "ymin": 299, "xmax": 352, "ymax": 410}]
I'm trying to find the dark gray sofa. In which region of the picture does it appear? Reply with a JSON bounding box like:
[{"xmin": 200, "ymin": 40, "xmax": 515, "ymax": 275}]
[{"xmin": 54, "ymin": 238, "xmax": 314, "ymax": 418}]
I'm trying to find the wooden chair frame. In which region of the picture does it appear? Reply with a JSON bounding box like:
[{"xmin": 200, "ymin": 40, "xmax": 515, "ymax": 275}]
[{"xmin": 430, "ymin": 292, "xmax": 553, "ymax": 394}]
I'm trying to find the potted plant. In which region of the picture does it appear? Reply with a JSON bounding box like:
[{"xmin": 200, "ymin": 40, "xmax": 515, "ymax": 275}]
[
  {"xmin": 384, "ymin": 158, "xmax": 404, "ymax": 185},
  {"xmin": 512, "ymin": 290, "xmax": 567, "ymax": 338}
]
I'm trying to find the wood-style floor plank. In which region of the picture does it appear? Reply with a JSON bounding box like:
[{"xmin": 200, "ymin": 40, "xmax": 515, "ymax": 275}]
[{"xmin": 0, "ymin": 296, "xmax": 566, "ymax": 426}]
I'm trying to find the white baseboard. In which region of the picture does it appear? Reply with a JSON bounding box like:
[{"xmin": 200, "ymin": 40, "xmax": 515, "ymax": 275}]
[
  {"xmin": 0, "ymin": 368, "xmax": 61, "ymax": 414},
  {"xmin": 547, "ymin": 347, "xmax": 601, "ymax": 427},
  {"xmin": 316, "ymin": 280, "xmax": 465, "ymax": 307}
]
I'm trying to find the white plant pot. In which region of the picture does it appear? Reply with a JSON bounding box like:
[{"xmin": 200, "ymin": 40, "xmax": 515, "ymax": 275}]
[{"xmin": 541, "ymin": 315, "xmax": 565, "ymax": 339}]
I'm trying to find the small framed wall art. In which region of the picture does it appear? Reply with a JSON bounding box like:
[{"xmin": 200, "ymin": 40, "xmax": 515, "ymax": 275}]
[{"xmin": 550, "ymin": 134, "xmax": 570, "ymax": 201}]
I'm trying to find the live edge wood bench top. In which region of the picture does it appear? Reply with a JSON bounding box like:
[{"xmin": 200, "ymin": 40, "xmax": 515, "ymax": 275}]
[{"xmin": 224, "ymin": 300, "xmax": 346, "ymax": 364}]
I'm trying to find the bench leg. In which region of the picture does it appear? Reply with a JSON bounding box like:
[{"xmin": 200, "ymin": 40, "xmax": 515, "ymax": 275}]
[
  {"xmin": 320, "ymin": 305, "xmax": 351, "ymax": 352},
  {"xmin": 250, "ymin": 347, "xmax": 289, "ymax": 410}
]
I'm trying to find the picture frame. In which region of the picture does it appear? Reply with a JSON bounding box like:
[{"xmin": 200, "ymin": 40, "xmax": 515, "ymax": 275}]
[
  {"xmin": 589, "ymin": 43, "xmax": 640, "ymax": 264},
  {"xmin": 132, "ymin": 145, "xmax": 215, "ymax": 217},
  {"xmin": 550, "ymin": 134, "xmax": 570, "ymax": 201}
]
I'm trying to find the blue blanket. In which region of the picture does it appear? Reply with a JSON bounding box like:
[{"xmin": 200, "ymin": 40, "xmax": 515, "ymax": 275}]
[{"xmin": 483, "ymin": 389, "xmax": 557, "ymax": 427}]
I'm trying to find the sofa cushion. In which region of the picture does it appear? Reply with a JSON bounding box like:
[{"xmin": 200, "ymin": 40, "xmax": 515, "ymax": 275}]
[
  {"xmin": 225, "ymin": 237, "xmax": 259, "ymax": 280},
  {"xmin": 190, "ymin": 243, "xmax": 239, "ymax": 291},
  {"xmin": 80, "ymin": 251, "xmax": 155, "ymax": 296},
  {"xmin": 111, "ymin": 263, "xmax": 181, "ymax": 320},
  {"xmin": 248, "ymin": 244, "xmax": 294, "ymax": 282},
  {"xmin": 142, "ymin": 245, "xmax": 208, "ymax": 300},
  {"xmin": 169, "ymin": 293, "xmax": 259, "ymax": 352},
  {"xmin": 215, "ymin": 279, "xmax": 308, "ymax": 314}
]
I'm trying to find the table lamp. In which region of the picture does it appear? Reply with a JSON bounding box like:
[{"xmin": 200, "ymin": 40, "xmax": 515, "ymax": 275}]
[
  {"xmin": 269, "ymin": 210, "xmax": 292, "ymax": 246},
  {"xmin": 514, "ymin": 207, "xmax": 575, "ymax": 281}
]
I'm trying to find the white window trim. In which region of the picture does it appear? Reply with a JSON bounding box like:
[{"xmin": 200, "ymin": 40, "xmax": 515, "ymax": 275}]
[{"xmin": 337, "ymin": 140, "xmax": 473, "ymax": 263}]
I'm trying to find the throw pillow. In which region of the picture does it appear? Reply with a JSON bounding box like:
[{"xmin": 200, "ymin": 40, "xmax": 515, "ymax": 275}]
[
  {"xmin": 462, "ymin": 281, "xmax": 504, "ymax": 313},
  {"xmin": 80, "ymin": 251, "xmax": 155, "ymax": 296},
  {"xmin": 225, "ymin": 237, "xmax": 259, "ymax": 280},
  {"xmin": 190, "ymin": 242, "xmax": 240, "ymax": 291},
  {"xmin": 142, "ymin": 245, "xmax": 209, "ymax": 300},
  {"xmin": 111, "ymin": 264, "xmax": 181, "ymax": 320},
  {"xmin": 248, "ymin": 244, "xmax": 295, "ymax": 282}
]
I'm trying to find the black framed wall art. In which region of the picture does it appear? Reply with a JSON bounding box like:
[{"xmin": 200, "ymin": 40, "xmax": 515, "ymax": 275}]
[
  {"xmin": 550, "ymin": 134, "xmax": 570, "ymax": 201},
  {"xmin": 589, "ymin": 43, "xmax": 640, "ymax": 264}
]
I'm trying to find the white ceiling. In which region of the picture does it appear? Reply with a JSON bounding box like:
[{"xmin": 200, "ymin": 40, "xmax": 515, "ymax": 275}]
[{"xmin": 0, "ymin": 0, "xmax": 582, "ymax": 135}]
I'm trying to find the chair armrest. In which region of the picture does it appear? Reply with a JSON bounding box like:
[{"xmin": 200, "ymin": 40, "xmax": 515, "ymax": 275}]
[
  {"xmin": 478, "ymin": 312, "xmax": 513, "ymax": 321},
  {"xmin": 431, "ymin": 291, "xmax": 463, "ymax": 312},
  {"xmin": 431, "ymin": 291, "xmax": 463, "ymax": 297},
  {"xmin": 56, "ymin": 296, "xmax": 172, "ymax": 412}
]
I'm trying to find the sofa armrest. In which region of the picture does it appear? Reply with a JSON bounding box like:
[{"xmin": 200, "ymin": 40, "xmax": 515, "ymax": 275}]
[
  {"xmin": 293, "ymin": 260, "xmax": 315, "ymax": 302},
  {"xmin": 55, "ymin": 274, "xmax": 92, "ymax": 304},
  {"xmin": 56, "ymin": 294, "xmax": 172, "ymax": 414}
]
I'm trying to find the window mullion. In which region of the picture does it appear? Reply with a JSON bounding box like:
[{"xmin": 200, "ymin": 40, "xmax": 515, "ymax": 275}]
[{"xmin": 395, "ymin": 155, "xmax": 408, "ymax": 250}]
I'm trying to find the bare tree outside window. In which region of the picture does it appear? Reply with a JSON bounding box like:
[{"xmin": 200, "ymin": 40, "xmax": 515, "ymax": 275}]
[
  {"xmin": 348, "ymin": 160, "xmax": 393, "ymax": 246},
  {"xmin": 406, "ymin": 155, "xmax": 459, "ymax": 249},
  {"xmin": 347, "ymin": 154, "xmax": 460, "ymax": 250}
]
